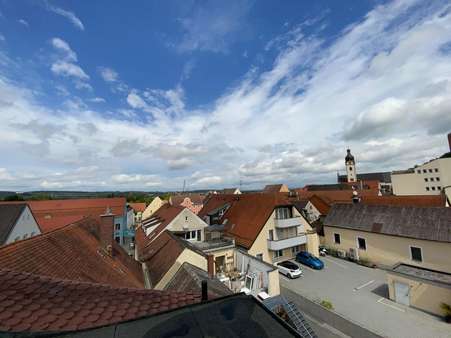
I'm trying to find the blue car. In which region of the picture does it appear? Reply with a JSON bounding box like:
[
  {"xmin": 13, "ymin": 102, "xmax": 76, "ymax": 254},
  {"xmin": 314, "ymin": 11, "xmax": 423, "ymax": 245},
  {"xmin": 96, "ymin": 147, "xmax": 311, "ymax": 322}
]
[{"xmin": 296, "ymin": 251, "xmax": 324, "ymax": 270}]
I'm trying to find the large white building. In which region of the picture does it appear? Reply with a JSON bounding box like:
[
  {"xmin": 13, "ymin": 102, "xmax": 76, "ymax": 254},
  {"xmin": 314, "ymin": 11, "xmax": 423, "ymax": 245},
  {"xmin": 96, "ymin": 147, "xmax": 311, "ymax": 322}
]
[{"xmin": 391, "ymin": 133, "xmax": 451, "ymax": 203}]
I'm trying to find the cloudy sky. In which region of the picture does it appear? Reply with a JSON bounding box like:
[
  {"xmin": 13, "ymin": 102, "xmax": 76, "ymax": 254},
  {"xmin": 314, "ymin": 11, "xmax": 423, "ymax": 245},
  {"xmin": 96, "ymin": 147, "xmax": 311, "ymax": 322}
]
[{"xmin": 1, "ymin": 0, "xmax": 451, "ymax": 192}]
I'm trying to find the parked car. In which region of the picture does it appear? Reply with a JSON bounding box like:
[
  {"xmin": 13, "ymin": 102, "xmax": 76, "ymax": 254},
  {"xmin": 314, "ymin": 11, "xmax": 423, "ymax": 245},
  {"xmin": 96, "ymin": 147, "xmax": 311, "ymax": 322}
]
[
  {"xmin": 275, "ymin": 260, "xmax": 303, "ymax": 278},
  {"xmin": 296, "ymin": 251, "xmax": 324, "ymax": 270}
]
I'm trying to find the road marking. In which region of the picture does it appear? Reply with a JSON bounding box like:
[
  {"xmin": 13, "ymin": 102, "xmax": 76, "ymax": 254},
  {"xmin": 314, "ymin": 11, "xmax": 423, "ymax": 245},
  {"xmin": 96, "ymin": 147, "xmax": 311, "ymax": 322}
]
[
  {"xmin": 323, "ymin": 257, "xmax": 348, "ymax": 269},
  {"xmin": 353, "ymin": 280, "xmax": 374, "ymax": 291},
  {"xmin": 377, "ymin": 297, "xmax": 406, "ymax": 312}
]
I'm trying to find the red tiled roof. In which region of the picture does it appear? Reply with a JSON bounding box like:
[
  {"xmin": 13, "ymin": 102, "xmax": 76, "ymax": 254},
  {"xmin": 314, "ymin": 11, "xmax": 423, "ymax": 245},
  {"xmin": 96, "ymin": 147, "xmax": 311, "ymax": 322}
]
[
  {"xmin": 129, "ymin": 202, "xmax": 146, "ymax": 213},
  {"xmin": 360, "ymin": 195, "xmax": 446, "ymax": 207},
  {"xmin": 0, "ymin": 198, "xmax": 126, "ymax": 233},
  {"xmin": 309, "ymin": 195, "xmax": 331, "ymax": 215},
  {"xmin": 263, "ymin": 184, "xmax": 289, "ymax": 193},
  {"xmin": 200, "ymin": 193, "xmax": 293, "ymax": 249},
  {"xmin": 0, "ymin": 268, "xmax": 201, "ymax": 333},
  {"xmin": 296, "ymin": 189, "xmax": 378, "ymax": 204},
  {"xmin": 141, "ymin": 204, "xmax": 185, "ymax": 242},
  {"xmin": 171, "ymin": 193, "xmax": 205, "ymax": 206},
  {"xmin": 0, "ymin": 218, "xmax": 144, "ymax": 288}
]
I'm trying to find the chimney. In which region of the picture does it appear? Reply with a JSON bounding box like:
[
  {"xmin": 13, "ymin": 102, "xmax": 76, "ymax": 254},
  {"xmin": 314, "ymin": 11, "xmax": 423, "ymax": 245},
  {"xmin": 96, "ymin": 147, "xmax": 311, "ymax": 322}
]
[
  {"xmin": 100, "ymin": 207, "xmax": 115, "ymax": 256},
  {"xmin": 207, "ymin": 254, "xmax": 215, "ymax": 278},
  {"xmin": 448, "ymin": 132, "xmax": 451, "ymax": 152}
]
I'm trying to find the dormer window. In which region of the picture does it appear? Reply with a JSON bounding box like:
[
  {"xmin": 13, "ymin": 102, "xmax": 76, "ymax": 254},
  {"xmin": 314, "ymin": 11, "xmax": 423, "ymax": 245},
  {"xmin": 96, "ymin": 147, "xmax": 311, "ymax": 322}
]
[{"xmin": 276, "ymin": 207, "xmax": 292, "ymax": 220}]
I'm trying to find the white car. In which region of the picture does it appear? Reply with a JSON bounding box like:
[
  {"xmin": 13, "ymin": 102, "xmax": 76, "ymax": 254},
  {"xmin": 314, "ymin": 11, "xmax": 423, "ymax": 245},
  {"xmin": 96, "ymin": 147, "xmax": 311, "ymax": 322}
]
[{"xmin": 276, "ymin": 260, "xmax": 302, "ymax": 279}]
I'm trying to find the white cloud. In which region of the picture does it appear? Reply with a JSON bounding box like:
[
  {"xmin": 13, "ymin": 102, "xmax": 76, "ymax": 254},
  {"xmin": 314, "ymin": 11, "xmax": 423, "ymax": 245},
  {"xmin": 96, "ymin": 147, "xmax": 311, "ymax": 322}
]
[
  {"xmin": 98, "ymin": 67, "xmax": 118, "ymax": 82},
  {"xmin": 51, "ymin": 61, "xmax": 89, "ymax": 80},
  {"xmin": 51, "ymin": 37, "xmax": 77, "ymax": 61},
  {"xmin": 89, "ymin": 97, "xmax": 106, "ymax": 103},
  {"xmin": 126, "ymin": 92, "xmax": 147, "ymax": 109},
  {"xmin": 46, "ymin": 3, "xmax": 85, "ymax": 31},
  {"xmin": 111, "ymin": 174, "xmax": 161, "ymax": 187},
  {"xmin": 18, "ymin": 19, "xmax": 29, "ymax": 27},
  {"xmin": 0, "ymin": 168, "xmax": 13, "ymax": 181}
]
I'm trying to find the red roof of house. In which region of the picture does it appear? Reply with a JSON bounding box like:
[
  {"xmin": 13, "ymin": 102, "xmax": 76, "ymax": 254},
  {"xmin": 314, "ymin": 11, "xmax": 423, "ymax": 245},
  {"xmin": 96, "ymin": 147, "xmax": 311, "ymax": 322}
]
[
  {"xmin": 0, "ymin": 268, "xmax": 201, "ymax": 333},
  {"xmin": 141, "ymin": 204, "xmax": 185, "ymax": 242},
  {"xmin": 0, "ymin": 217, "xmax": 144, "ymax": 288},
  {"xmin": 263, "ymin": 184, "xmax": 289, "ymax": 193},
  {"xmin": 0, "ymin": 198, "xmax": 126, "ymax": 233},
  {"xmin": 360, "ymin": 195, "xmax": 446, "ymax": 207},
  {"xmin": 128, "ymin": 202, "xmax": 146, "ymax": 213},
  {"xmin": 171, "ymin": 193, "xmax": 205, "ymax": 206},
  {"xmin": 199, "ymin": 193, "xmax": 293, "ymax": 249},
  {"xmin": 308, "ymin": 195, "xmax": 331, "ymax": 215},
  {"xmin": 296, "ymin": 189, "xmax": 378, "ymax": 204}
]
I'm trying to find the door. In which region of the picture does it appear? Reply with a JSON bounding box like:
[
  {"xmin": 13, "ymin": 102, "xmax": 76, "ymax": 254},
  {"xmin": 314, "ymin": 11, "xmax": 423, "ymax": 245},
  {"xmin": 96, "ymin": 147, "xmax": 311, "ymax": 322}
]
[{"xmin": 394, "ymin": 282, "xmax": 410, "ymax": 306}]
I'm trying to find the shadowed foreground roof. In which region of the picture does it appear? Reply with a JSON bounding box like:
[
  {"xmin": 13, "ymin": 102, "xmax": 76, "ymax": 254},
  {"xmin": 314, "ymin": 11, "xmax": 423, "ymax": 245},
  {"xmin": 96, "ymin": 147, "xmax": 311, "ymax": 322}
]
[
  {"xmin": 0, "ymin": 218, "xmax": 144, "ymax": 288},
  {"xmin": 0, "ymin": 269, "xmax": 201, "ymax": 333},
  {"xmin": 324, "ymin": 204, "xmax": 451, "ymax": 243},
  {"xmin": 23, "ymin": 293, "xmax": 300, "ymax": 337}
]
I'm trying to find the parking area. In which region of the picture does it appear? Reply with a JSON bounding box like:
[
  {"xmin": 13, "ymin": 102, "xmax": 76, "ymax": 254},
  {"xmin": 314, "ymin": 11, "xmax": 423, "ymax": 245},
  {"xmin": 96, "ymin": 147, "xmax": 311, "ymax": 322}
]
[{"xmin": 280, "ymin": 256, "xmax": 451, "ymax": 338}]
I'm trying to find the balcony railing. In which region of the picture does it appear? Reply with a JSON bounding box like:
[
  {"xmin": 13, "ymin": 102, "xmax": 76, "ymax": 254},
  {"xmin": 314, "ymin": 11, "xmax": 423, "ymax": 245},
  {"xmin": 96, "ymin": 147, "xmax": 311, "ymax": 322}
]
[
  {"xmin": 267, "ymin": 235, "xmax": 307, "ymax": 251},
  {"xmin": 274, "ymin": 217, "xmax": 303, "ymax": 228}
]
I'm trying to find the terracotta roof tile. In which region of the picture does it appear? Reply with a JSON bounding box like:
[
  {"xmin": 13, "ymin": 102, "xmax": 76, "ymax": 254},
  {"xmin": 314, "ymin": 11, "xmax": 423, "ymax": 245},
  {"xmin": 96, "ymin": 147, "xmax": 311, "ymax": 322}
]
[
  {"xmin": 128, "ymin": 203, "xmax": 146, "ymax": 213},
  {"xmin": 0, "ymin": 269, "xmax": 201, "ymax": 333},
  {"xmin": 141, "ymin": 204, "xmax": 184, "ymax": 241},
  {"xmin": 0, "ymin": 218, "xmax": 144, "ymax": 288}
]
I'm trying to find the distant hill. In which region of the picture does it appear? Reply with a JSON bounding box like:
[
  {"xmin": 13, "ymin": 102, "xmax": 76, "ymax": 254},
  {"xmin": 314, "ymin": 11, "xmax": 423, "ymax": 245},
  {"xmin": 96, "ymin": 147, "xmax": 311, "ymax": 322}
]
[{"xmin": 0, "ymin": 191, "xmax": 16, "ymax": 199}]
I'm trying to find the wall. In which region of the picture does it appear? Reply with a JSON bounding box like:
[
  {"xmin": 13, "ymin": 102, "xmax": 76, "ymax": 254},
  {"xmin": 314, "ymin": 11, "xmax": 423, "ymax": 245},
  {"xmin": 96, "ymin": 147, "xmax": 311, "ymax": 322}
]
[
  {"xmin": 6, "ymin": 206, "xmax": 41, "ymax": 244},
  {"xmin": 387, "ymin": 273, "xmax": 451, "ymax": 316},
  {"xmin": 324, "ymin": 226, "xmax": 451, "ymax": 272},
  {"xmin": 167, "ymin": 208, "xmax": 208, "ymax": 241},
  {"xmin": 154, "ymin": 248, "xmax": 207, "ymax": 290},
  {"xmin": 211, "ymin": 247, "xmax": 235, "ymax": 273},
  {"xmin": 142, "ymin": 197, "xmax": 166, "ymax": 220},
  {"xmin": 392, "ymin": 157, "xmax": 451, "ymax": 196}
]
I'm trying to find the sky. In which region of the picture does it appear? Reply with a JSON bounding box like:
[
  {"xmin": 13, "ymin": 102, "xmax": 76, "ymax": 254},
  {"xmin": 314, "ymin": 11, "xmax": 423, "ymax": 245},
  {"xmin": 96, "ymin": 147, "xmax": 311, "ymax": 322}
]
[{"xmin": 1, "ymin": 0, "xmax": 451, "ymax": 192}]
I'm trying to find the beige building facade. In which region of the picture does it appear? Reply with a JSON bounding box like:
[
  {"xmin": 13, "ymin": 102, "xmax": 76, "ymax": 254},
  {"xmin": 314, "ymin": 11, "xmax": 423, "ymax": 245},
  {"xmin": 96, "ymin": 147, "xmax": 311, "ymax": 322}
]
[
  {"xmin": 248, "ymin": 206, "xmax": 319, "ymax": 265},
  {"xmin": 142, "ymin": 196, "xmax": 167, "ymax": 220}
]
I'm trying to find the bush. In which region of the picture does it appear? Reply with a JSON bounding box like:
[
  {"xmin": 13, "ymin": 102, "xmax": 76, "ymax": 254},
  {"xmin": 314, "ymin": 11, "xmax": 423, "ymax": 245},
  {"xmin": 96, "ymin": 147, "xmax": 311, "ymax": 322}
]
[{"xmin": 320, "ymin": 300, "xmax": 334, "ymax": 310}]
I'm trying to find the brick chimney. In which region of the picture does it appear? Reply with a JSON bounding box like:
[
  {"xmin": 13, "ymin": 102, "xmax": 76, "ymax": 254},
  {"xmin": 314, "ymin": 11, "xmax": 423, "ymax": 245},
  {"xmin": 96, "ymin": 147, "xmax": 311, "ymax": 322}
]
[
  {"xmin": 207, "ymin": 255, "xmax": 215, "ymax": 278},
  {"xmin": 448, "ymin": 132, "xmax": 451, "ymax": 152},
  {"xmin": 100, "ymin": 207, "xmax": 115, "ymax": 256}
]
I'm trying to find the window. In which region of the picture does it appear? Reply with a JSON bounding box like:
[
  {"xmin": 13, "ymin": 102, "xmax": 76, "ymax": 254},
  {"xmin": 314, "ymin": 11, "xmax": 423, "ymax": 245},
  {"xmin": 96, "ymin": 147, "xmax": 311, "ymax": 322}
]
[
  {"xmin": 426, "ymin": 187, "xmax": 430, "ymax": 191},
  {"xmin": 185, "ymin": 232, "xmax": 191, "ymax": 240},
  {"xmin": 430, "ymin": 177, "xmax": 434, "ymax": 182},
  {"xmin": 357, "ymin": 237, "xmax": 366, "ymax": 250},
  {"xmin": 334, "ymin": 233, "xmax": 341, "ymax": 244},
  {"xmin": 437, "ymin": 186, "xmax": 441, "ymax": 190},
  {"xmin": 432, "ymin": 186, "xmax": 436, "ymax": 191},
  {"xmin": 197, "ymin": 230, "xmax": 201, "ymax": 241},
  {"xmin": 256, "ymin": 254, "xmax": 263, "ymax": 260},
  {"xmin": 429, "ymin": 169, "xmax": 433, "ymax": 173},
  {"xmin": 424, "ymin": 178, "xmax": 428, "ymax": 182},
  {"xmin": 423, "ymin": 169, "xmax": 427, "ymax": 173},
  {"xmin": 275, "ymin": 207, "xmax": 292, "ymax": 219},
  {"xmin": 410, "ymin": 246, "xmax": 422, "ymax": 262},
  {"xmin": 191, "ymin": 230, "xmax": 196, "ymax": 239},
  {"xmin": 417, "ymin": 170, "xmax": 421, "ymax": 174},
  {"xmin": 268, "ymin": 229, "xmax": 274, "ymax": 241},
  {"xmin": 115, "ymin": 236, "xmax": 120, "ymax": 243},
  {"xmin": 291, "ymin": 245, "xmax": 300, "ymax": 254},
  {"xmin": 115, "ymin": 223, "xmax": 121, "ymax": 231},
  {"xmin": 185, "ymin": 216, "xmax": 188, "ymax": 221},
  {"xmin": 435, "ymin": 168, "xmax": 439, "ymax": 172},
  {"xmin": 273, "ymin": 250, "xmax": 283, "ymax": 259},
  {"xmin": 436, "ymin": 177, "xmax": 440, "ymax": 181},
  {"xmin": 349, "ymin": 166, "xmax": 353, "ymax": 171}
]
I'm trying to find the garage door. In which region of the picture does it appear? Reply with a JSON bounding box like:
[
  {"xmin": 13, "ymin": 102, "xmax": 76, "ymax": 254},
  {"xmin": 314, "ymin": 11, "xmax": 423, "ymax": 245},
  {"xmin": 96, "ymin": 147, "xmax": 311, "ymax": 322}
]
[{"xmin": 394, "ymin": 282, "xmax": 410, "ymax": 306}]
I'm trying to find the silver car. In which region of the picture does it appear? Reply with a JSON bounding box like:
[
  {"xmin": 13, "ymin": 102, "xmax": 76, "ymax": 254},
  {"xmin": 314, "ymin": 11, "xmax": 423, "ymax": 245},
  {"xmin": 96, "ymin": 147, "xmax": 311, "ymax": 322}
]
[{"xmin": 276, "ymin": 260, "xmax": 302, "ymax": 279}]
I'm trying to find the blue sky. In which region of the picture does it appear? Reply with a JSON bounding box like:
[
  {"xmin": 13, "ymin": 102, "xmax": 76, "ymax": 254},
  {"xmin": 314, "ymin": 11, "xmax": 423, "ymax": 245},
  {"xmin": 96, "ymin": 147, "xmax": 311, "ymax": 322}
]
[{"xmin": 0, "ymin": 0, "xmax": 451, "ymax": 191}]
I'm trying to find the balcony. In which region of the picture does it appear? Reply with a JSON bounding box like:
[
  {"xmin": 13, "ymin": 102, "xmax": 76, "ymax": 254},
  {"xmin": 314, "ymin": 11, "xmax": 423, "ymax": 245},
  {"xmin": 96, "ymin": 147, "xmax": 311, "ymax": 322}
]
[
  {"xmin": 267, "ymin": 235, "xmax": 307, "ymax": 251},
  {"xmin": 274, "ymin": 217, "xmax": 303, "ymax": 228}
]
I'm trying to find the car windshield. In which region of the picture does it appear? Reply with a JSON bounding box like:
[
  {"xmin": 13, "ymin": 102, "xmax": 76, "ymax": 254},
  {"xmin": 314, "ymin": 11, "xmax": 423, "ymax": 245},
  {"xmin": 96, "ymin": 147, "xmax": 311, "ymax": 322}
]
[{"xmin": 281, "ymin": 261, "xmax": 298, "ymax": 269}]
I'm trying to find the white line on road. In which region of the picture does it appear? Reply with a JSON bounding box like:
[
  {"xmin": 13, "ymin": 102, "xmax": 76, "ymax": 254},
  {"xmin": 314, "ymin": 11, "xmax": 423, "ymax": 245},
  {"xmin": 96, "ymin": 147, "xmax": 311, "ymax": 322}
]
[
  {"xmin": 377, "ymin": 297, "xmax": 406, "ymax": 312},
  {"xmin": 323, "ymin": 257, "xmax": 348, "ymax": 269},
  {"xmin": 353, "ymin": 280, "xmax": 374, "ymax": 291}
]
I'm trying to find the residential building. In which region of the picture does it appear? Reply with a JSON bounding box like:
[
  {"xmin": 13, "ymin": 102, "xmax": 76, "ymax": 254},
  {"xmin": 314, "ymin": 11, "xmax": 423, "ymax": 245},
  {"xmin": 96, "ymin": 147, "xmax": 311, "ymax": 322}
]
[
  {"xmin": 219, "ymin": 188, "xmax": 242, "ymax": 194},
  {"xmin": 141, "ymin": 196, "xmax": 167, "ymax": 220},
  {"xmin": 337, "ymin": 149, "xmax": 392, "ymax": 194},
  {"xmin": 129, "ymin": 202, "xmax": 146, "ymax": 222},
  {"xmin": 391, "ymin": 133, "xmax": 451, "ymax": 202},
  {"xmin": 0, "ymin": 215, "xmax": 144, "ymax": 288},
  {"xmin": 263, "ymin": 184, "xmax": 290, "ymax": 193},
  {"xmin": 141, "ymin": 204, "xmax": 208, "ymax": 243},
  {"xmin": 169, "ymin": 193, "xmax": 206, "ymax": 214},
  {"xmin": 199, "ymin": 193, "xmax": 319, "ymax": 265},
  {"xmin": 323, "ymin": 203, "xmax": 451, "ymax": 316},
  {"xmin": 126, "ymin": 204, "xmax": 135, "ymax": 228},
  {"xmin": 0, "ymin": 204, "xmax": 41, "ymax": 245}
]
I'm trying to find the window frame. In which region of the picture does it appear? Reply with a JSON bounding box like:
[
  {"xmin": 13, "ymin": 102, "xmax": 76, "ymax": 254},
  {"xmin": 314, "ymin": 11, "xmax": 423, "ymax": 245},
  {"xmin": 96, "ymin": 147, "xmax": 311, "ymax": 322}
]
[
  {"xmin": 410, "ymin": 246, "xmax": 423, "ymax": 262},
  {"xmin": 334, "ymin": 233, "xmax": 341, "ymax": 244},
  {"xmin": 357, "ymin": 237, "xmax": 366, "ymax": 250}
]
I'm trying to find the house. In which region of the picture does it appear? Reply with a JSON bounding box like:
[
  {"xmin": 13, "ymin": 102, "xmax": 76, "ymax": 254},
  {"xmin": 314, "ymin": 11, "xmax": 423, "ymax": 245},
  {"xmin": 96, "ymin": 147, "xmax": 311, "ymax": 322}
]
[
  {"xmin": 220, "ymin": 188, "xmax": 242, "ymax": 194},
  {"xmin": 0, "ymin": 204, "xmax": 41, "ymax": 245},
  {"xmin": 263, "ymin": 184, "xmax": 290, "ymax": 193},
  {"xmin": 141, "ymin": 196, "xmax": 167, "ymax": 220},
  {"xmin": 0, "ymin": 215, "xmax": 144, "ymax": 288},
  {"xmin": 129, "ymin": 202, "xmax": 146, "ymax": 222},
  {"xmin": 141, "ymin": 204, "xmax": 208, "ymax": 243},
  {"xmin": 0, "ymin": 198, "xmax": 131, "ymax": 246},
  {"xmin": 169, "ymin": 193, "xmax": 206, "ymax": 214},
  {"xmin": 136, "ymin": 229, "xmax": 208, "ymax": 289},
  {"xmin": 323, "ymin": 203, "xmax": 451, "ymax": 316},
  {"xmin": 199, "ymin": 193, "xmax": 319, "ymax": 264},
  {"xmin": 391, "ymin": 133, "xmax": 451, "ymax": 202}
]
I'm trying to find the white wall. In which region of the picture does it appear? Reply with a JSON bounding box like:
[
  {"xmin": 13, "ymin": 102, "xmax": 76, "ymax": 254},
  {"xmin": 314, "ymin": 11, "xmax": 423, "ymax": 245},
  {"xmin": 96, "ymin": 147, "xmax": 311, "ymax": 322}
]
[
  {"xmin": 168, "ymin": 208, "xmax": 208, "ymax": 241},
  {"xmin": 5, "ymin": 206, "xmax": 41, "ymax": 244}
]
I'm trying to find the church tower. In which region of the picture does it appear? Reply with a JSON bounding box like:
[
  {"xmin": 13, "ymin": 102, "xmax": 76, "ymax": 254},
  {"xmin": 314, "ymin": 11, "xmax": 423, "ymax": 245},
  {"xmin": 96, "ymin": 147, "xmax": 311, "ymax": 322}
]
[{"xmin": 345, "ymin": 149, "xmax": 356, "ymax": 183}]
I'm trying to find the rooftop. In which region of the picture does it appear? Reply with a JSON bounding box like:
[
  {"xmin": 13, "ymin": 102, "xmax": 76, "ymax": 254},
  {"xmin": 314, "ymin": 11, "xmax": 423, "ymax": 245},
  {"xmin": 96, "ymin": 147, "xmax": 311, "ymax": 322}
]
[
  {"xmin": 391, "ymin": 263, "xmax": 451, "ymax": 288},
  {"xmin": 0, "ymin": 204, "xmax": 29, "ymax": 244},
  {"xmin": 128, "ymin": 202, "xmax": 146, "ymax": 213},
  {"xmin": 324, "ymin": 203, "xmax": 451, "ymax": 243},
  {"xmin": 0, "ymin": 217, "xmax": 144, "ymax": 288},
  {"xmin": 171, "ymin": 193, "xmax": 206, "ymax": 206},
  {"xmin": 0, "ymin": 268, "xmax": 201, "ymax": 333},
  {"xmin": 141, "ymin": 204, "xmax": 185, "ymax": 241}
]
